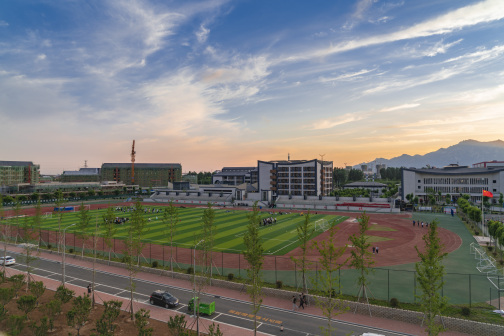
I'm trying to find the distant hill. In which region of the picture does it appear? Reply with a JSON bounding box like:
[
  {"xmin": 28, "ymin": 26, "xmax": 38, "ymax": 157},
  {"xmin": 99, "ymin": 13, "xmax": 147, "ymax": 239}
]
[{"xmin": 357, "ymin": 139, "xmax": 504, "ymax": 169}]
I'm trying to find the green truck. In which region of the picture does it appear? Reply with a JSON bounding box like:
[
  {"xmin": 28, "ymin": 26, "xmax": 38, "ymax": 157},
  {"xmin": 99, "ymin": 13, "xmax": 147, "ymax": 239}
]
[{"xmin": 188, "ymin": 297, "xmax": 215, "ymax": 316}]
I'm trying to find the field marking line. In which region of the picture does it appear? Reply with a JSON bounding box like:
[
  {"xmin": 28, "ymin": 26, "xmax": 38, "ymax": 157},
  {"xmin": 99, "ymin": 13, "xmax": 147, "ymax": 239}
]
[{"xmin": 266, "ymin": 239, "xmax": 300, "ymax": 255}]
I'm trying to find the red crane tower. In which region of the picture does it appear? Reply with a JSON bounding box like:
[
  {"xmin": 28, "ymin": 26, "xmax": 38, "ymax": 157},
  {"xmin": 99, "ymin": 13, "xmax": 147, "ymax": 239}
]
[{"xmin": 131, "ymin": 140, "xmax": 136, "ymax": 184}]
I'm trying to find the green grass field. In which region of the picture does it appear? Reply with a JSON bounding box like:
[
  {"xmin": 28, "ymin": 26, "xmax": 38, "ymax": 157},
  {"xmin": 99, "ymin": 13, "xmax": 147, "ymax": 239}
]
[{"xmin": 35, "ymin": 206, "xmax": 348, "ymax": 256}]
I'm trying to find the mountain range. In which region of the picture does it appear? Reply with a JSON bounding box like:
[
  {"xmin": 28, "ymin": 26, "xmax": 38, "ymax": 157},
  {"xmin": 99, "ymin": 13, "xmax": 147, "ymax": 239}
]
[{"xmin": 357, "ymin": 140, "xmax": 504, "ymax": 169}]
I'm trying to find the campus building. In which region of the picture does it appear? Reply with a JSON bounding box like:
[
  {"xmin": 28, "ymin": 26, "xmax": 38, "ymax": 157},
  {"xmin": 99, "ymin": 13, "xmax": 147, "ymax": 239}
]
[
  {"xmin": 100, "ymin": 163, "xmax": 182, "ymax": 188},
  {"xmin": 0, "ymin": 161, "xmax": 40, "ymax": 187},
  {"xmin": 401, "ymin": 165, "xmax": 504, "ymax": 204},
  {"xmin": 212, "ymin": 167, "xmax": 258, "ymax": 185},
  {"xmin": 257, "ymin": 159, "xmax": 333, "ymax": 202},
  {"xmin": 60, "ymin": 168, "xmax": 101, "ymax": 183}
]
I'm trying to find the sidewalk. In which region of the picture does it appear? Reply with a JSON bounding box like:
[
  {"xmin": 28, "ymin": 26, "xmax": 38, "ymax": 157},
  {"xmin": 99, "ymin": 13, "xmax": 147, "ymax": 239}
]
[{"xmin": 5, "ymin": 245, "xmax": 470, "ymax": 336}]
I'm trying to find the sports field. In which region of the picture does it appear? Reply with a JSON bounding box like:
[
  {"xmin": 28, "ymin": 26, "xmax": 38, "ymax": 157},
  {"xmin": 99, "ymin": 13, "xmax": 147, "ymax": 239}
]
[{"xmin": 37, "ymin": 206, "xmax": 348, "ymax": 256}]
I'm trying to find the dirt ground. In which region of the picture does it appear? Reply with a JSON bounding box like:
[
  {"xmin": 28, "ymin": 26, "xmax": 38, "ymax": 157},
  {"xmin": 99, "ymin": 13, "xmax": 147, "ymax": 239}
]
[{"xmin": 0, "ymin": 281, "xmax": 168, "ymax": 336}]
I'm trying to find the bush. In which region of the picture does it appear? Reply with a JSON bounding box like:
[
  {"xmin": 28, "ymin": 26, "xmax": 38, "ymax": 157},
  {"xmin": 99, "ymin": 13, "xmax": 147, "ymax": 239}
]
[
  {"xmin": 461, "ymin": 306, "xmax": 471, "ymax": 316},
  {"xmin": 474, "ymin": 231, "xmax": 480, "ymax": 236},
  {"xmin": 389, "ymin": 298, "xmax": 399, "ymax": 308},
  {"xmin": 186, "ymin": 267, "xmax": 194, "ymax": 274},
  {"xmin": 227, "ymin": 273, "xmax": 234, "ymax": 281},
  {"xmin": 68, "ymin": 248, "xmax": 74, "ymax": 254},
  {"xmin": 488, "ymin": 246, "xmax": 493, "ymax": 251},
  {"xmin": 47, "ymin": 244, "xmax": 52, "ymax": 250},
  {"xmin": 276, "ymin": 280, "xmax": 283, "ymax": 289},
  {"xmin": 152, "ymin": 261, "xmax": 158, "ymax": 268}
]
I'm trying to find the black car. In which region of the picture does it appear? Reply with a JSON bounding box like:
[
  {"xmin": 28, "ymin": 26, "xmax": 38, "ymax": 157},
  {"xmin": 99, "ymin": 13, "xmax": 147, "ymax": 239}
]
[{"xmin": 149, "ymin": 290, "xmax": 179, "ymax": 308}]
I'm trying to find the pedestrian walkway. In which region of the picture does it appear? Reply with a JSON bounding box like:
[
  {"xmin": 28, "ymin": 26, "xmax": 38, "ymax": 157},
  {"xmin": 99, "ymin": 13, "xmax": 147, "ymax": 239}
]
[{"xmin": 4, "ymin": 244, "xmax": 470, "ymax": 336}]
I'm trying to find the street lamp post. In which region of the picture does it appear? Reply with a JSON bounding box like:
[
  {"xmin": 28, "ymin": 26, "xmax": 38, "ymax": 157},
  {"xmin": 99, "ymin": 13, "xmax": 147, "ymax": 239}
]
[
  {"xmin": 62, "ymin": 223, "xmax": 76, "ymax": 287},
  {"xmin": 193, "ymin": 239, "xmax": 204, "ymax": 336}
]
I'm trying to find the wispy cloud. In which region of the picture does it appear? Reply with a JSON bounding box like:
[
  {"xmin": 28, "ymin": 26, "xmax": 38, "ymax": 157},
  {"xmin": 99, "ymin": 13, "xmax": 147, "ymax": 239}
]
[
  {"xmin": 196, "ymin": 24, "xmax": 210, "ymax": 43},
  {"xmin": 318, "ymin": 68, "xmax": 377, "ymax": 83},
  {"xmin": 0, "ymin": 20, "xmax": 8, "ymax": 27},
  {"xmin": 380, "ymin": 103, "xmax": 420, "ymax": 112},
  {"xmin": 284, "ymin": 0, "xmax": 504, "ymax": 63},
  {"xmin": 308, "ymin": 112, "xmax": 367, "ymax": 130}
]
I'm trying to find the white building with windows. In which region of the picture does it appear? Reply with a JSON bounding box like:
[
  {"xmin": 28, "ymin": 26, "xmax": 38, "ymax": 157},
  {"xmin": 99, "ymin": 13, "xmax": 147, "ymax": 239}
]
[
  {"xmin": 258, "ymin": 159, "xmax": 333, "ymax": 202},
  {"xmin": 402, "ymin": 165, "xmax": 504, "ymax": 204}
]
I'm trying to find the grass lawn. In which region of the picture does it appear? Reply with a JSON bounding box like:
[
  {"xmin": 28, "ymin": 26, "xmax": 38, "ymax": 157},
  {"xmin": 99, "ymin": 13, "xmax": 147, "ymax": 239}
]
[{"xmin": 23, "ymin": 206, "xmax": 348, "ymax": 256}]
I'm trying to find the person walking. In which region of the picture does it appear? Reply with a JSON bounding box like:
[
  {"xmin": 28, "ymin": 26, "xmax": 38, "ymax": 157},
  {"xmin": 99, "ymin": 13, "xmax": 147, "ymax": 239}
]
[
  {"xmin": 299, "ymin": 294, "xmax": 305, "ymax": 309},
  {"xmin": 292, "ymin": 295, "xmax": 298, "ymax": 311},
  {"xmin": 376, "ymin": 246, "xmax": 379, "ymax": 254},
  {"xmin": 87, "ymin": 284, "xmax": 92, "ymax": 296}
]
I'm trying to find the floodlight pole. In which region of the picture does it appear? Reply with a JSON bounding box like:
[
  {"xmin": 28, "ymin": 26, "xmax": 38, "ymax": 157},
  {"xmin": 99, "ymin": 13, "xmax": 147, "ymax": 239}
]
[
  {"xmin": 62, "ymin": 223, "xmax": 76, "ymax": 287},
  {"xmin": 193, "ymin": 239, "xmax": 204, "ymax": 336}
]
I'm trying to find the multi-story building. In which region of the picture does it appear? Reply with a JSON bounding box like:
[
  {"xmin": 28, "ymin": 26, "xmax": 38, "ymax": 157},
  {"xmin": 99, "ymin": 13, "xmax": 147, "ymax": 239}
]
[
  {"xmin": 60, "ymin": 168, "xmax": 101, "ymax": 183},
  {"xmin": 101, "ymin": 163, "xmax": 182, "ymax": 187},
  {"xmin": 0, "ymin": 161, "xmax": 40, "ymax": 186},
  {"xmin": 402, "ymin": 165, "xmax": 504, "ymax": 203},
  {"xmin": 212, "ymin": 167, "xmax": 258, "ymax": 185},
  {"xmin": 258, "ymin": 159, "xmax": 333, "ymax": 202}
]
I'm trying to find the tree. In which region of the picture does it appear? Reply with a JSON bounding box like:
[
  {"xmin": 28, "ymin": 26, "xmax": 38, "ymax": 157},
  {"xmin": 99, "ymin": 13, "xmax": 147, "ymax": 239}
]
[
  {"xmin": 7, "ymin": 315, "xmax": 26, "ymax": 336},
  {"xmin": 134, "ymin": 308, "xmax": 154, "ymax": 336},
  {"xmin": 333, "ymin": 168, "xmax": 348, "ymax": 188},
  {"xmin": 9, "ymin": 274, "xmax": 25, "ymax": 298},
  {"xmin": 201, "ymin": 202, "xmax": 217, "ymax": 285},
  {"xmin": 243, "ymin": 202, "xmax": 264, "ymax": 336},
  {"xmin": 76, "ymin": 202, "xmax": 91, "ymax": 257},
  {"xmin": 44, "ymin": 299, "xmax": 61, "ymax": 331},
  {"xmin": 33, "ymin": 199, "xmax": 43, "ymax": 246},
  {"xmin": 311, "ymin": 227, "xmax": 348, "ymax": 336},
  {"xmin": 29, "ymin": 316, "xmax": 49, "ymax": 336},
  {"xmin": 348, "ymin": 212, "xmax": 375, "ymax": 315},
  {"xmin": 102, "ymin": 207, "xmax": 117, "ymax": 264},
  {"xmin": 55, "ymin": 285, "xmax": 74, "ymax": 304},
  {"xmin": 67, "ymin": 294, "xmax": 92, "ymax": 336},
  {"xmin": 17, "ymin": 295, "xmax": 37, "ymax": 320},
  {"xmin": 348, "ymin": 169, "xmax": 364, "ymax": 181},
  {"xmin": 163, "ymin": 201, "xmax": 179, "ymax": 275},
  {"xmin": 54, "ymin": 191, "xmax": 66, "ymax": 253},
  {"xmin": 499, "ymin": 193, "xmax": 504, "ymax": 206},
  {"xmin": 124, "ymin": 201, "xmax": 148, "ymax": 320},
  {"xmin": 95, "ymin": 300, "xmax": 122, "ymax": 336},
  {"xmin": 28, "ymin": 281, "xmax": 45, "ymax": 307},
  {"xmin": 291, "ymin": 211, "xmax": 314, "ymax": 294},
  {"xmin": 0, "ymin": 287, "xmax": 15, "ymax": 305},
  {"xmin": 21, "ymin": 216, "xmax": 37, "ymax": 290},
  {"xmin": 415, "ymin": 220, "xmax": 447, "ymax": 336},
  {"xmin": 208, "ymin": 322, "xmax": 224, "ymax": 336},
  {"xmin": 167, "ymin": 314, "xmax": 188, "ymax": 336}
]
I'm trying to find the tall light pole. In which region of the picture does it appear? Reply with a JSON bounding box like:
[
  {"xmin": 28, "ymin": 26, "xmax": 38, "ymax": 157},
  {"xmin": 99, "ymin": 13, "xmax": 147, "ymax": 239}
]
[
  {"xmin": 193, "ymin": 239, "xmax": 204, "ymax": 336},
  {"xmin": 62, "ymin": 223, "xmax": 76, "ymax": 287}
]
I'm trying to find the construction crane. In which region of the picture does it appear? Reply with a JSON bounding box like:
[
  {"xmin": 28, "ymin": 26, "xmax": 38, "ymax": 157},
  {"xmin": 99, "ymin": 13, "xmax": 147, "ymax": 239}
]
[{"xmin": 131, "ymin": 140, "xmax": 136, "ymax": 184}]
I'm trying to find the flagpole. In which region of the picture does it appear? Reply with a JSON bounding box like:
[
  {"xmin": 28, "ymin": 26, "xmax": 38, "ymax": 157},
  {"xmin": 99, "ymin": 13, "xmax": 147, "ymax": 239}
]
[{"xmin": 481, "ymin": 190, "xmax": 485, "ymax": 236}]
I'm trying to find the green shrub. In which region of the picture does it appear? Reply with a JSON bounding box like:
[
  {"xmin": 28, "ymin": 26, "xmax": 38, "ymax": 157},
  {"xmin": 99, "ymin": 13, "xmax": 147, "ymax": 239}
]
[
  {"xmin": 488, "ymin": 246, "xmax": 493, "ymax": 251},
  {"xmin": 69, "ymin": 248, "xmax": 74, "ymax": 254},
  {"xmin": 227, "ymin": 273, "xmax": 234, "ymax": 281},
  {"xmin": 474, "ymin": 231, "xmax": 480, "ymax": 236},
  {"xmin": 276, "ymin": 280, "xmax": 283, "ymax": 289},
  {"xmin": 47, "ymin": 244, "xmax": 52, "ymax": 250},
  {"xmin": 389, "ymin": 297, "xmax": 399, "ymax": 308},
  {"xmin": 152, "ymin": 261, "xmax": 158, "ymax": 268},
  {"xmin": 461, "ymin": 306, "xmax": 471, "ymax": 316},
  {"xmin": 186, "ymin": 267, "xmax": 194, "ymax": 274}
]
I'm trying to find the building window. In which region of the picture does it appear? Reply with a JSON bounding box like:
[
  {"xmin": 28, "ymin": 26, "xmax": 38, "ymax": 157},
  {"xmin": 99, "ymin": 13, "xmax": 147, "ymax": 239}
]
[
  {"xmin": 418, "ymin": 180, "xmax": 421, "ymax": 183},
  {"xmin": 418, "ymin": 186, "xmax": 421, "ymax": 189},
  {"xmin": 493, "ymin": 180, "xmax": 497, "ymax": 183}
]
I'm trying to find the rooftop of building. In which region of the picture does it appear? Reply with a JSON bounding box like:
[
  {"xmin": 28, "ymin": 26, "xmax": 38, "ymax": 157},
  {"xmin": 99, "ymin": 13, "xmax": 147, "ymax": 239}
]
[
  {"xmin": 0, "ymin": 161, "xmax": 38, "ymax": 167},
  {"xmin": 343, "ymin": 181, "xmax": 388, "ymax": 188},
  {"xmin": 102, "ymin": 163, "xmax": 181, "ymax": 169},
  {"xmin": 403, "ymin": 166, "xmax": 504, "ymax": 175},
  {"xmin": 62, "ymin": 168, "xmax": 100, "ymax": 175}
]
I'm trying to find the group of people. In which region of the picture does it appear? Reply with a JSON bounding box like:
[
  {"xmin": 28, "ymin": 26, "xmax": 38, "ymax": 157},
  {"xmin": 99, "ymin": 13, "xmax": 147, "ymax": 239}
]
[
  {"xmin": 412, "ymin": 220, "xmax": 429, "ymax": 228},
  {"xmin": 292, "ymin": 293, "xmax": 308, "ymax": 311},
  {"xmin": 262, "ymin": 217, "xmax": 277, "ymax": 226}
]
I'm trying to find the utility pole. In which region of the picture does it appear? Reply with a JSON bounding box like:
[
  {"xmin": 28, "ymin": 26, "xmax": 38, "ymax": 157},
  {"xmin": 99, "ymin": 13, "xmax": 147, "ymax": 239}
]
[{"xmin": 131, "ymin": 140, "xmax": 136, "ymax": 184}]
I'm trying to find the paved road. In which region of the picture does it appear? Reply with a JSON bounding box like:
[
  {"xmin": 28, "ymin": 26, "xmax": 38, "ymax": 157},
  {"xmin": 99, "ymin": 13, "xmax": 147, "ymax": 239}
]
[{"xmin": 8, "ymin": 251, "xmax": 412, "ymax": 336}]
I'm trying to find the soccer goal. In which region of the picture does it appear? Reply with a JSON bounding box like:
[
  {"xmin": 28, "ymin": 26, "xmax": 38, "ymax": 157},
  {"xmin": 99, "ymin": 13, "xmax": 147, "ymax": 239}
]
[
  {"xmin": 44, "ymin": 212, "xmax": 52, "ymax": 219},
  {"xmin": 314, "ymin": 219, "xmax": 330, "ymax": 232}
]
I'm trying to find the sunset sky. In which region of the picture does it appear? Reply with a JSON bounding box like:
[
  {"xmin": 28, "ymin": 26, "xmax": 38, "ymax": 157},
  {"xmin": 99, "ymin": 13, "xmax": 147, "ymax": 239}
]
[{"xmin": 1, "ymin": 0, "xmax": 503, "ymax": 174}]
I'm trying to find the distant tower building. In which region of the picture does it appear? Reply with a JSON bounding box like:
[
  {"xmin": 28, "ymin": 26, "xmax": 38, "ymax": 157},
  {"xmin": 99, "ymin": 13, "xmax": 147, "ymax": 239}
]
[
  {"xmin": 376, "ymin": 163, "xmax": 386, "ymax": 174},
  {"xmin": 360, "ymin": 164, "xmax": 368, "ymax": 171}
]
